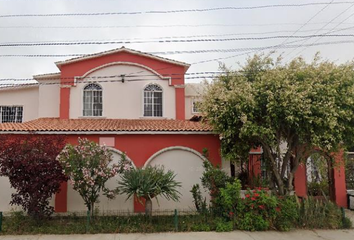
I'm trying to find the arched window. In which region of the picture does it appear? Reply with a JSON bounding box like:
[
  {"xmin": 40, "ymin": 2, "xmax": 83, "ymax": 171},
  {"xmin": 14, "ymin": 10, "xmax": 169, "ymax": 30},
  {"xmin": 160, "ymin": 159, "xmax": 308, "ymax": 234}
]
[
  {"xmin": 144, "ymin": 84, "xmax": 163, "ymax": 117},
  {"xmin": 83, "ymin": 83, "xmax": 102, "ymax": 116}
]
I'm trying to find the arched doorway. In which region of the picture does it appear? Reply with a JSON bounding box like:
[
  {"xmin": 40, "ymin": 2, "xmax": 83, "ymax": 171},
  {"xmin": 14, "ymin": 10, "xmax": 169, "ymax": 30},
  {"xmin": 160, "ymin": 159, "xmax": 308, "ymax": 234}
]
[{"xmin": 306, "ymin": 152, "xmax": 334, "ymax": 200}]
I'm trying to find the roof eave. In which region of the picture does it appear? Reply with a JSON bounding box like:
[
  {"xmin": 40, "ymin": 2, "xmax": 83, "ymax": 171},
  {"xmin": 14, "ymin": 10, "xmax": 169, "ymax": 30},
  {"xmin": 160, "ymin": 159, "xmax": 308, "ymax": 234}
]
[
  {"xmin": 54, "ymin": 47, "xmax": 191, "ymax": 70},
  {"xmin": 0, "ymin": 130, "xmax": 213, "ymax": 135}
]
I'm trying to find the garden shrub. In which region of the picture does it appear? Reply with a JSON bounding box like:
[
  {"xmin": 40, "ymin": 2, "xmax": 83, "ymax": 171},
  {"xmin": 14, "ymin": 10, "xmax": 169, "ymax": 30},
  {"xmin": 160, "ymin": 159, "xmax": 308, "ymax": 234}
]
[
  {"xmin": 190, "ymin": 184, "xmax": 207, "ymax": 214},
  {"xmin": 342, "ymin": 216, "xmax": 353, "ymax": 229},
  {"xmin": 274, "ymin": 196, "xmax": 300, "ymax": 231},
  {"xmin": 299, "ymin": 196, "xmax": 344, "ymax": 229},
  {"xmin": 218, "ymin": 179, "xmax": 242, "ymax": 219},
  {"xmin": 199, "ymin": 151, "xmax": 233, "ymax": 213},
  {"xmin": 0, "ymin": 135, "xmax": 68, "ymax": 220},
  {"xmin": 190, "ymin": 223, "xmax": 211, "ymax": 231},
  {"xmin": 236, "ymin": 188, "xmax": 277, "ymax": 231},
  {"xmin": 58, "ymin": 138, "xmax": 131, "ymax": 216},
  {"xmin": 118, "ymin": 165, "xmax": 181, "ymax": 216},
  {"xmin": 215, "ymin": 218, "xmax": 233, "ymax": 232}
]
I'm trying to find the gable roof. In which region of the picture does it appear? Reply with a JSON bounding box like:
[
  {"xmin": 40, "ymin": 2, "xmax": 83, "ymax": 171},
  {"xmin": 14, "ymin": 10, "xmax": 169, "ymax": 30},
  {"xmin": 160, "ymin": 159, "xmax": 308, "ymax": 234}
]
[
  {"xmin": 55, "ymin": 47, "xmax": 190, "ymax": 70},
  {"xmin": 0, "ymin": 118, "xmax": 212, "ymax": 133}
]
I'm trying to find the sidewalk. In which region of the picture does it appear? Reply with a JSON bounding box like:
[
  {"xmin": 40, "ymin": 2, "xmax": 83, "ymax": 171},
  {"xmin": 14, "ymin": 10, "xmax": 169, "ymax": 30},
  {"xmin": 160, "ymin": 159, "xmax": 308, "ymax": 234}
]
[{"xmin": 1, "ymin": 230, "xmax": 354, "ymax": 240}]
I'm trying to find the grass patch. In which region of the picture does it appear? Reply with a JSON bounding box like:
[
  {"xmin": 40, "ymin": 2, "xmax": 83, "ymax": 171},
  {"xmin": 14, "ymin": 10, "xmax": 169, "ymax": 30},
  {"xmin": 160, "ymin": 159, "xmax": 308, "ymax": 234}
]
[{"xmin": 0, "ymin": 211, "xmax": 217, "ymax": 235}]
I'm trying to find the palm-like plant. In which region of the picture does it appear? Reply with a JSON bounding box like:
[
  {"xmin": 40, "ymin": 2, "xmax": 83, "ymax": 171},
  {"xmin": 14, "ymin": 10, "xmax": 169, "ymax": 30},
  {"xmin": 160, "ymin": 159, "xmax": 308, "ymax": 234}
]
[{"xmin": 118, "ymin": 165, "xmax": 181, "ymax": 215}]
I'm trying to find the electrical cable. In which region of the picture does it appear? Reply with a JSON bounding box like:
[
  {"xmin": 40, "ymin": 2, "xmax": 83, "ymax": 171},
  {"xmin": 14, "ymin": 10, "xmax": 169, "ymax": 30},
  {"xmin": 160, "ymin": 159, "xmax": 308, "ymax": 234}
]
[{"xmin": 1, "ymin": 2, "xmax": 354, "ymax": 18}]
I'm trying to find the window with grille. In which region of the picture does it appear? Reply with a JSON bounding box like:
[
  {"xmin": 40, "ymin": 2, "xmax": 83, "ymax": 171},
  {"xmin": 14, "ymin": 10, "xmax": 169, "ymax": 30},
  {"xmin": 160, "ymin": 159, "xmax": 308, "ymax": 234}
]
[
  {"xmin": 83, "ymin": 83, "xmax": 103, "ymax": 116},
  {"xmin": 192, "ymin": 99, "xmax": 201, "ymax": 113},
  {"xmin": 0, "ymin": 106, "xmax": 23, "ymax": 123},
  {"xmin": 144, "ymin": 84, "xmax": 163, "ymax": 117}
]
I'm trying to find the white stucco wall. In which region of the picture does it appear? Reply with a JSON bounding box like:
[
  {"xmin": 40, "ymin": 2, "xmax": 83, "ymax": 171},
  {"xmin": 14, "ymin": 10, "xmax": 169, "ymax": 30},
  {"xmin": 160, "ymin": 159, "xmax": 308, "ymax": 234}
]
[
  {"xmin": 185, "ymin": 84, "xmax": 203, "ymax": 120},
  {"xmin": 0, "ymin": 176, "xmax": 16, "ymax": 212},
  {"xmin": 69, "ymin": 63, "xmax": 176, "ymax": 119},
  {"xmin": 145, "ymin": 148, "xmax": 210, "ymax": 211},
  {"xmin": 38, "ymin": 79, "xmax": 60, "ymax": 118},
  {"xmin": 0, "ymin": 86, "xmax": 39, "ymax": 122},
  {"xmin": 66, "ymin": 150, "xmax": 134, "ymax": 213},
  {"xmin": 185, "ymin": 96, "xmax": 202, "ymax": 120}
]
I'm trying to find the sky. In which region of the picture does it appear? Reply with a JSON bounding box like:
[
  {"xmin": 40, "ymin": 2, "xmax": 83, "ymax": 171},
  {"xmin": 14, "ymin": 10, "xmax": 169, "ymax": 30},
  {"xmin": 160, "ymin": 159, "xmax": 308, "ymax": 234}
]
[{"xmin": 0, "ymin": 0, "xmax": 354, "ymax": 84}]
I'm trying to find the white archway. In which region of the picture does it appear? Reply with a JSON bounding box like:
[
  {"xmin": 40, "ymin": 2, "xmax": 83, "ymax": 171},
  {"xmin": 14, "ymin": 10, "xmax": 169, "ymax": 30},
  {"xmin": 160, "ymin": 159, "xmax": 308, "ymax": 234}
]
[
  {"xmin": 144, "ymin": 146, "xmax": 210, "ymax": 211},
  {"xmin": 144, "ymin": 146, "xmax": 207, "ymax": 169},
  {"xmin": 107, "ymin": 147, "xmax": 136, "ymax": 169}
]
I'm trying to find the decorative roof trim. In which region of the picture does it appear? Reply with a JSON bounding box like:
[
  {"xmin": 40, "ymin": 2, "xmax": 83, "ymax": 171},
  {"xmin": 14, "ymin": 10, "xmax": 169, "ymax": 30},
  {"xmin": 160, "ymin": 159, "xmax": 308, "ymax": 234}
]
[
  {"xmin": 55, "ymin": 47, "xmax": 190, "ymax": 69},
  {"xmin": 75, "ymin": 61, "xmax": 171, "ymax": 85},
  {"xmin": 33, "ymin": 72, "xmax": 61, "ymax": 80}
]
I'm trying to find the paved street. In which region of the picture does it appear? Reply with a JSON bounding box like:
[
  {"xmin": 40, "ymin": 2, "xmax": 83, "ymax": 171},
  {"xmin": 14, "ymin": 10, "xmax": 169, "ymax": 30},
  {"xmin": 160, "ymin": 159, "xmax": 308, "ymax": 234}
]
[{"xmin": 1, "ymin": 230, "xmax": 354, "ymax": 240}]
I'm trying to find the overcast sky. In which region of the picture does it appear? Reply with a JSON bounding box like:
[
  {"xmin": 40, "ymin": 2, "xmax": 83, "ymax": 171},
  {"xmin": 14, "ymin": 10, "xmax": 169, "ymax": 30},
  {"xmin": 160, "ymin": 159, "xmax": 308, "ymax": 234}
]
[{"xmin": 0, "ymin": 0, "xmax": 354, "ymax": 84}]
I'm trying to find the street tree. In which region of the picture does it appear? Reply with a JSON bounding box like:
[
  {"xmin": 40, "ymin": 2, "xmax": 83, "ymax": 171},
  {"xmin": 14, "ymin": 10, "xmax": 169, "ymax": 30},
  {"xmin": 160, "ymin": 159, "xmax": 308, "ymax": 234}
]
[{"xmin": 201, "ymin": 54, "xmax": 354, "ymax": 195}]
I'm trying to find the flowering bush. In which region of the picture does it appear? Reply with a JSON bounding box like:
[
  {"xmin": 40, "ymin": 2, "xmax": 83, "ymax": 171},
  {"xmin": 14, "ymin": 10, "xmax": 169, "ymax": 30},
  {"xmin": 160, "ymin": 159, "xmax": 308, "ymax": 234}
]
[
  {"xmin": 58, "ymin": 138, "xmax": 132, "ymax": 215},
  {"xmin": 237, "ymin": 188, "xmax": 278, "ymax": 231}
]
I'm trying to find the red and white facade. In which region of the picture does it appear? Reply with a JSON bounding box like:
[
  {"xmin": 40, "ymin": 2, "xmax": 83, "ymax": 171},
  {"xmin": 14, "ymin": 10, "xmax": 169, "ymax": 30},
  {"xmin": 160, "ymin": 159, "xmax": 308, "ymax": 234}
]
[
  {"xmin": 0, "ymin": 47, "xmax": 348, "ymax": 213},
  {"xmin": 0, "ymin": 47, "xmax": 222, "ymax": 213}
]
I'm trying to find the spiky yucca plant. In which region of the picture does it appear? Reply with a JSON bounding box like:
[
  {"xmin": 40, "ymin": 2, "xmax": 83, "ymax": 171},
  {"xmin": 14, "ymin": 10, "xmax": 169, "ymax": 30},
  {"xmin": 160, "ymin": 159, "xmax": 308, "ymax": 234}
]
[{"xmin": 118, "ymin": 165, "xmax": 181, "ymax": 215}]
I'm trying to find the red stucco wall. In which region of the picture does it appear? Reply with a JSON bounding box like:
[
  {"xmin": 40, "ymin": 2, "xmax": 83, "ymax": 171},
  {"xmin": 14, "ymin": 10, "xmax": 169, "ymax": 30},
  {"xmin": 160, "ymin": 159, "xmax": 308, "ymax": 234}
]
[
  {"xmin": 54, "ymin": 133, "xmax": 221, "ymax": 212},
  {"xmin": 58, "ymin": 51, "xmax": 187, "ymax": 120}
]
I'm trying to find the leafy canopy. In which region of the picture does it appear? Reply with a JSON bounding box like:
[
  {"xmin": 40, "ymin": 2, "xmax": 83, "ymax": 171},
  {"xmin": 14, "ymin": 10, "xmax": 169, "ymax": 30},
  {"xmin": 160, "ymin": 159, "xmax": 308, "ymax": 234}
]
[{"xmin": 202, "ymin": 54, "xmax": 354, "ymax": 194}]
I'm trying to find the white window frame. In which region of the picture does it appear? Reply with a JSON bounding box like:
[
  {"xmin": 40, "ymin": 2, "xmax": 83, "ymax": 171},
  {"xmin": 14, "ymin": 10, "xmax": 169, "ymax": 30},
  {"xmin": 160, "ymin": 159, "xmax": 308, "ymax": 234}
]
[
  {"xmin": 0, "ymin": 105, "xmax": 23, "ymax": 123},
  {"xmin": 143, "ymin": 83, "xmax": 163, "ymax": 117},
  {"xmin": 82, "ymin": 83, "xmax": 103, "ymax": 117},
  {"xmin": 192, "ymin": 98, "xmax": 201, "ymax": 114}
]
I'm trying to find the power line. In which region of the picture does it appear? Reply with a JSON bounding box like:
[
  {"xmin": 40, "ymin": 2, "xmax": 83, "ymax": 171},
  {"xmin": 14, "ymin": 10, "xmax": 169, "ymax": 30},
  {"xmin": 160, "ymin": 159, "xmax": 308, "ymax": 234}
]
[
  {"xmin": 1, "ymin": 27, "xmax": 353, "ymax": 46},
  {"xmin": 3, "ymin": 27, "xmax": 354, "ymax": 44},
  {"xmin": 0, "ymin": 71, "xmax": 224, "ymax": 82},
  {"xmin": 0, "ymin": 40, "xmax": 352, "ymax": 57},
  {"xmin": 290, "ymin": 11, "xmax": 354, "ymax": 59},
  {"xmin": 1, "ymin": 22, "xmax": 354, "ymax": 29},
  {"xmin": 271, "ymin": 0, "xmax": 334, "ymax": 52},
  {"xmin": 1, "ymin": 34, "xmax": 353, "ymax": 47},
  {"xmin": 1, "ymin": 2, "xmax": 354, "ymax": 18},
  {"xmin": 283, "ymin": 2, "xmax": 354, "ymax": 59},
  {"xmin": 0, "ymin": 75, "xmax": 220, "ymax": 87}
]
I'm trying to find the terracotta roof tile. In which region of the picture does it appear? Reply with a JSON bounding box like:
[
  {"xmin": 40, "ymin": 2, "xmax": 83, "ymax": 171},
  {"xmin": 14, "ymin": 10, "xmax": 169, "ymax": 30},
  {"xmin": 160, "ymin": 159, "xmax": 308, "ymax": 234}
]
[{"xmin": 0, "ymin": 118, "xmax": 213, "ymax": 133}]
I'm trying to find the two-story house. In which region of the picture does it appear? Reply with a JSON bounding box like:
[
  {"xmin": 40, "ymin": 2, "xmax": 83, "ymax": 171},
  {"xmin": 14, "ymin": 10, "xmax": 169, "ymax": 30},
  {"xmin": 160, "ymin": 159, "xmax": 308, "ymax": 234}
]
[
  {"xmin": 0, "ymin": 47, "xmax": 223, "ymax": 213},
  {"xmin": 0, "ymin": 47, "xmax": 348, "ymax": 213}
]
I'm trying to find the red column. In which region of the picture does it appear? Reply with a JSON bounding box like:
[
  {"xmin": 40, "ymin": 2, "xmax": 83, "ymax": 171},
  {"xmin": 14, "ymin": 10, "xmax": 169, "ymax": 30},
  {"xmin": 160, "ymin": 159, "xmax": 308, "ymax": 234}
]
[
  {"xmin": 294, "ymin": 163, "xmax": 307, "ymax": 197},
  {"xmin": 175, "ymin": 87, "xmax": 185, "ymax": 120},
  {"xmin": 60, "ymin": 87, "xmax": 70, "ymax": 119},
  {"xmin": 333, "ymin": 151, "xmax": 348, "ymax": 208},
  {"xmin": 55, "ymin": 181, "xmax": 68, "ymax": 212},
  {"xmin": 248, "ymin": 149, "xmax": 262, "ymax": 187}
]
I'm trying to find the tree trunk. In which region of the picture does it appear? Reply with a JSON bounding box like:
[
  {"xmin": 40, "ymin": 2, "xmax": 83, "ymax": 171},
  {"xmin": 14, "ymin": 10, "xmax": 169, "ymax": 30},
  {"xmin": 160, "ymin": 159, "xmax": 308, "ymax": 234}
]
[
  {"xmin": 145, "ymin": 198, "xmax": 152, "ymax": 216},
  {"xmin": 91, "ymin": 202, "xmax": 95, "ymax": 217}
]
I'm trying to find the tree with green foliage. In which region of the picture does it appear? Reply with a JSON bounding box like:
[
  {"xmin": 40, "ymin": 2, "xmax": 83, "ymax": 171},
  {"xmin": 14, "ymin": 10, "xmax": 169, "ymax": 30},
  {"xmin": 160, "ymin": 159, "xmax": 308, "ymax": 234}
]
[
  {"xmin": 118, "ymin": 165, "xmax": 181, "ymax": 216},
  {"xmin": 202, "ymin": 54, "xmax": 354, "ymax": 195}
]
